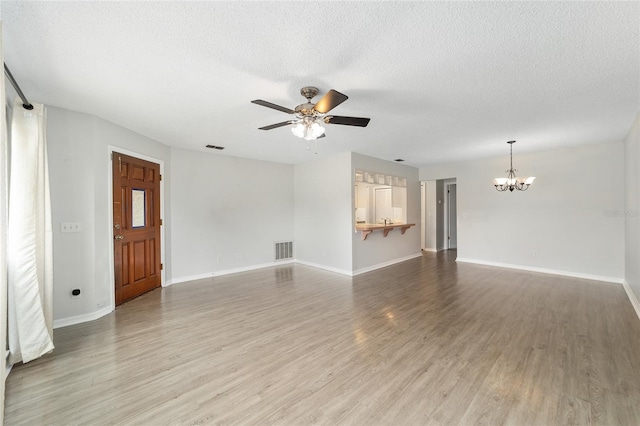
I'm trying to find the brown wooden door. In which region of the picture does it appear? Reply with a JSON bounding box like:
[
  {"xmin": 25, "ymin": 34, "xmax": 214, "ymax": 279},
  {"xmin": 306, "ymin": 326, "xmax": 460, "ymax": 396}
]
[{"xmin": 112, "ymin": 152, "xmax": 161, "ymax": 305}]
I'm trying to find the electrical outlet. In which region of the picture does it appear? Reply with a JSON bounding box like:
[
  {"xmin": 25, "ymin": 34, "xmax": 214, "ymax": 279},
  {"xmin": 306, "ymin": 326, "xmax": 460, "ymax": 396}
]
[
  {"xmin": 236, "ymin": 253, "xmax": 243, "ymax": 260},
  {"xmin": 61, "ymin": 222, "xmax": 82, "ymax": 233},
  {"xmin": 533, "ymin": 251, "xmax": 538, "ymax": 257}
]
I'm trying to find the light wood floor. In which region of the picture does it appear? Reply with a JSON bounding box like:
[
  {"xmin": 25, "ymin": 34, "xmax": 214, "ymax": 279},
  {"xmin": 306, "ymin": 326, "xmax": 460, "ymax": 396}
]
[{"xmin": 5, "ymin": 251, "xmax": 640, "ymax": 425}]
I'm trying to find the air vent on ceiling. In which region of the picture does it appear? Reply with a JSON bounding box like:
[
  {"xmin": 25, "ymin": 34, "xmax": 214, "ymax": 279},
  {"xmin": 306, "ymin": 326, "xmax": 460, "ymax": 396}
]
[
  {"xmin": 274, "ymin": 241, "xmax": 293, "ymax": 261},
  {"xmin": 394, "ymin": 159, "xmax": 405, "ymax": 162},
  {"xmin": 206, "ymin": 145, "xmax": 225, "ymax": 150}
]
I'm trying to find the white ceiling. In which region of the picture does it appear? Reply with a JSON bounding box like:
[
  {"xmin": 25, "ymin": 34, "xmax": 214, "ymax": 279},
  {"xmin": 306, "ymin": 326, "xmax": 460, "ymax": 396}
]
[{"xmin": 2, "ymin": 1, "xmax": 638, "ymax": 167}]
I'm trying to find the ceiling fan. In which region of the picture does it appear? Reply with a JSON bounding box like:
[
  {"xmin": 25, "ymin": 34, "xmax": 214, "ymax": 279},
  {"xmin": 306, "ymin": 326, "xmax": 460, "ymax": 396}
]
[{"xmin": 251, "ymin": 87, "xmax": 370, "ymax": 141}]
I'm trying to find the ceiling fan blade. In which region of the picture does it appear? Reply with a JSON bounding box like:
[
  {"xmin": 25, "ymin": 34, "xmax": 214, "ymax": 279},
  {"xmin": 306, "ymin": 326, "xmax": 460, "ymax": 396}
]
[
  {"xmin": 258, "ymin": 121, "xmax": 293, "ymax": 130},
  {"xmin": 313, "ymin": 89, "xmax": 349, "ymax": 113},
  {"xmin": 251, "ymin": 99, "xmax": 295, "ymax": 114},
  {"xmin": 325, "ymin": 116, "xmax": 371, "ymax": 127}
]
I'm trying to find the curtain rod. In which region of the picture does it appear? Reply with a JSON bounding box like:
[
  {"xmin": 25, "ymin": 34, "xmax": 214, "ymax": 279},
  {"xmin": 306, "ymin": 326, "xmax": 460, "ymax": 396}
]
[{"xmin": 3, "ymin": 63, "xmax": 34, "ymax": 110}]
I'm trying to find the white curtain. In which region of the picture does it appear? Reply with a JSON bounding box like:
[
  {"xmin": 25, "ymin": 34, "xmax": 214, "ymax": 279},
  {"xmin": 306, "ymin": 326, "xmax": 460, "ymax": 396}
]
[
  {"xmin": 7, "ymin": 97, "xmax": 54, "ymax": 364},
  {"xmin": 1, "ymin": 21, "xmax": 9, "ymax": 422}
]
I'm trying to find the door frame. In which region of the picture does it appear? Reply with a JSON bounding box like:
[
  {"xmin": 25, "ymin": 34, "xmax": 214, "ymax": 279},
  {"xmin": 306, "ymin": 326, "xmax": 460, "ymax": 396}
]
[
  {"xmin": 420, "ymin": 181, "xmax": 426, "ymax": 250},
  {"xmin": 107, "ymin": 146, "xmax": 165, "ymax": 312},
  {"xmin": 444, "ymin": 180, "xmax": 457, "ymax": 250}
]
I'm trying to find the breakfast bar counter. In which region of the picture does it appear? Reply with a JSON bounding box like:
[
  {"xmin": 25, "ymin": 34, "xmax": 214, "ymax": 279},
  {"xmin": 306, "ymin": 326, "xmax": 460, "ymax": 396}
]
[{"xmin": 355, "ymin": 223, "xmax": 415, "ymax": 240}]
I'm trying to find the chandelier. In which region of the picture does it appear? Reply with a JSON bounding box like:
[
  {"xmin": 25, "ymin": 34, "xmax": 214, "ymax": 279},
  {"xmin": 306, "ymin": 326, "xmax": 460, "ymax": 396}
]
[
  {"xmin": 291, "ymin": 116, "xmax": 325, "ymax": 141},
  {"xmin": 493, "ymin": 141, "xmax": 535, "ymax": 192}
]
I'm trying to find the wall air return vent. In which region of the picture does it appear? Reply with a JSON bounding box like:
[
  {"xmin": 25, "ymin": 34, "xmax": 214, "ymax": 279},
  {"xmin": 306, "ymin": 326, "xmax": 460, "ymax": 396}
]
[{"xmin": 274, "ymin": 241, "xmax": 293, "ymax": 261}]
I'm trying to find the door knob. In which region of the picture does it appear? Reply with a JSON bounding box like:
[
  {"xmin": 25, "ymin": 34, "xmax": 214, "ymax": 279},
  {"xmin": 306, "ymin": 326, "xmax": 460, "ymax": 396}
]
[{"xmin": 114, "ymin": 235, "xmax": 124, "ymax": 240}]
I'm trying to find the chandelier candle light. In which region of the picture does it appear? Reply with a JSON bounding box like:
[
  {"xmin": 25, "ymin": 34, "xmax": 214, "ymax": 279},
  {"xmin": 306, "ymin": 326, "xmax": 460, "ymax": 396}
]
[{"xmin": 493, "ymin": 140, "xmax": 535, "ymax": 192}]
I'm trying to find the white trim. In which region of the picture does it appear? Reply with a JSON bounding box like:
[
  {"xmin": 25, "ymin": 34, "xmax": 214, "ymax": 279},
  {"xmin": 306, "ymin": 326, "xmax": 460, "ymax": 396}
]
[
  {"xmin": 421, "ymin": 248, "xmax": 438, "ymax": 252},
  {"xmin": 293, "ymin": 260, "xmax": 353, "ymax": 277},
  {"xmin": 5, "ymin": 351, "xmax": 12, "ymax": 380},
  {"xmin": 165, "ymin": 272, "xmax": 213, "ymax": 286},
  {"xmin": 623, "ymin": 280, "xmax": 640, "ymax": 321},
  {"xmin": 456, "ymin": 257, "xmax": 623, "ymax": 285},
  {"xmin": 107, "ymin": 146, "xmax": 165, "ymax": 314},
  {"xmin": 168, "ymin": 254, "xmax": 424, "ymax": 284},
  {"xmin": 166, "ymin": 260, "xmax": 295, "ymax": 286},
  {"xmin": 53, "ymin": 305, "xmax": 113, "ymax": 329},
  {"xmin": 352, "ymin": 253, "xmax": 423, "ymax": 276}
]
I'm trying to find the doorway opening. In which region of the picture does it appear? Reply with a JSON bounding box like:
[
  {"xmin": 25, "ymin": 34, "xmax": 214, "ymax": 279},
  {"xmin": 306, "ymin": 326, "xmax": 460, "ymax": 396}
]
[
  {"xmin": 374, "ymin": 187, "xmax": 392, "ymax": 223},
  {"xmin": 420, "ymin": 178, "xmax": 457, "ymax": 254},
  {"xmin": 444, "ymin": 181, "xmax": 457, "ymax": 250}
]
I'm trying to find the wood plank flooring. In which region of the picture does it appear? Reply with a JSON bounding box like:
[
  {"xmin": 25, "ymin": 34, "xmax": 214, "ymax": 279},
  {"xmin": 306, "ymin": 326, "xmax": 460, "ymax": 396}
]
[{"xmin": 5, "ymin": 251, "xmax": 640, "ymax": 425}]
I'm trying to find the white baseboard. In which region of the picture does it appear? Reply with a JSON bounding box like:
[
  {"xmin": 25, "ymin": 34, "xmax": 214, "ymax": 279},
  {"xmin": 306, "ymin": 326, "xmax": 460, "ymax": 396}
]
[
  {"xmin": 53, "ymin": 305, "xmax": 113, "ymax": 329},
  {"xmin": 421, "ymin": 248, "xmax": 438, "ymax": 252},
  {"xmin": 623, "ymin": 280, "xmax": 640, "ymax": 321},
  {"xmin": 293, "ymin": 259, "xmax": 352, "ymax": 276},
  {"xmin": 168, "ymin": 254, "xmax": 426, "ymax": 282},
  {"xmin": 165, "ymin": 272, "xmax": 214, "ymax": 286},
  {"xmin": 352, "ymin": 253, "xmax": 424, "ymax": 276},
  {"xmin": 455, "ymin": 257, "xmax": 623, "ymax": 285},
  {"xmin": 5, "ymin": 352, "xmax": 12, "ymax": 379},
  {"xmin": 166, "ymin": 260, "xmax": 295, "ymax": 286},
  {"xmin": 296, "ymin": 253, "xmax": 423, "ymax": 277}
]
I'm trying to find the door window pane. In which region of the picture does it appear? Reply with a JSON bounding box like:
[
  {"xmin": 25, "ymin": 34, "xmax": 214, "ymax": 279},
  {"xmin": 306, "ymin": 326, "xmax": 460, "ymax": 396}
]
[{"xmin": 132, "ymin": 189, "xmax": 145, "ymax": 228}]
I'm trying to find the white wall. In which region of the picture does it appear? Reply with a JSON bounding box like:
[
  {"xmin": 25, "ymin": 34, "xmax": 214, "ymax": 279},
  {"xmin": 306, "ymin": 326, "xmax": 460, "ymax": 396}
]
[
  {"xmin": 420, "ymin": 141, "xmax": 625, "ymax": 282},
  {"xmin": 351, "ymin": 153, "xmax": 421, "ymax": 274},
  {"xmin": 168, "ymin": 148, "xmax": 294, "ymax": 282},
  {"xmin": 624, "ymin": 112, "xmax": 640, "ymax": 313},
  {"xmin": 294, "ymin": 152, "xmax": 353, "ymax": 274},
  {"xmin": 46, "ymin": 106, "xmax": 171, "ymax": 326}
]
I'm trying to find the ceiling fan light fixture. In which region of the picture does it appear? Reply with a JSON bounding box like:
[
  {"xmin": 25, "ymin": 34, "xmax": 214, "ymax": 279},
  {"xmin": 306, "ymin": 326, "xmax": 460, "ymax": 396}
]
[
  {"xmin": 253, "ymin": 87, "xmax": 369, "ymax": 143},
  {"xmin": 291, "ymin": 119, "xmax": 324, "ymax": 141},
  {"xmin": 305, "ymin": 122, "xmax": 325, "ymax": 140},
  {"xmin": 291, "ymin": 122, "xmax": 305, "ymax": 138}
]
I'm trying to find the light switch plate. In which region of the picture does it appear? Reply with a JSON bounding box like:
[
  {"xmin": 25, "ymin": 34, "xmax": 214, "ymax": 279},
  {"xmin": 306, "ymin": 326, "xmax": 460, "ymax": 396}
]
[{"xmin": 61, "ymin": 222, "xmax": 82, "ymax": 233}]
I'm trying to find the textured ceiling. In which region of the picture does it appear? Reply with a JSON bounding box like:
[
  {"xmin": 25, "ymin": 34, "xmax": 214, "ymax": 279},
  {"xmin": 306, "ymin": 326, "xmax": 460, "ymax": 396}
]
[{"xmin": 2, "ymin": 1, "xmax": 638, "ymax": 166}]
